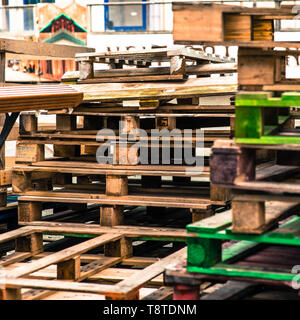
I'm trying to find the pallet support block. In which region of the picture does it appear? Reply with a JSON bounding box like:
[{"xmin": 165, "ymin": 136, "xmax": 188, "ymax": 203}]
[
  {"xmin": 106, "ymin": 175, "xmax": 128, "ymax": 196},
  {"xmin": 100, "ymin": 205, "xmax": 124, "ymax": 226},
  {"xmin": 18, "ymin": 201, "xmax": 42, "ymax": 223},
  {"xmin": 56, "ymin": 114, "xmax": 77, "ymax": 132},
  {"xmin": 187, "ymin": 237, "xmax": 222, "ymax": 268},
  {"xmin": 173, "ymin": 285, "xmax": 200, "ymax": 300},
  {"xmin": 53, "ymin": 173, "xmax": 73, "ymax": 185},
  {"xmin": 57, "ymin": 256, "xmax": 81, "ymax": 281},
  {"xmin": 16, "ymin": 143, "xmax": 44, "ymax": 164},
  {"xmin": 211, "ymin": 140, "xmax": 256, "ymax": 185},
  {"xmin": 104, "ymin": 237, "xmax": 133, "ymax": 259},
  {"xmin": 19, "ymin": 113, "xmax": 37, "ymax": 135},
  {"xmin": 15, "ymin": 233, "xmax": 43, "ymax": 255},
  {"xmin": 0, "ymin": 288, "xmax": 22, "ymax": 300},
  {"xmin": 232, "ymin": 200, "xmax": 265, "ymax": 233},
  {"xmin": 170, "ymin": 55, "xmax": 186, "ymax": 75},
  {"xmin": 238, "ymin": 48, "xmax": 276, "ymax": 88},
  {"xmin": 79, "ymin": 59, "xmax": 94, "ymax": 80},
  {"xmin": 210, "ymin": 185, "xmax": 231, "ymax": 202}
]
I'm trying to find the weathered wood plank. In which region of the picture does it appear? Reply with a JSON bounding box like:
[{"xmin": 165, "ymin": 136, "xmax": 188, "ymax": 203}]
[{"xmin": 1, "ymin": 38, "xmax": 94, "ymax": 60}]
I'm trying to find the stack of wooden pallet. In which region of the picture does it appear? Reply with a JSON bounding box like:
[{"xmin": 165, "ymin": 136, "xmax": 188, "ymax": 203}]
[
  {"xmin": 12, "ymin": 46, "xmax": 237, "ymax": 229},
  {"xmin": 164, "ymin": 2, "xmax": 300, "ymax": 299},
  {"xmin": 0, "ymin": 85, "xmax": 83, "ymax": 242},
  {"xmin": 0, "ymin": 45, "xmax": 238, "ymax": 300}
]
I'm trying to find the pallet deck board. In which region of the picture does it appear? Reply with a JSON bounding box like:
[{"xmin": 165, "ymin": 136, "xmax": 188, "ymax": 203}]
[
  {"xmin": 0, "ymin": 85, "xmax": 83, "ymax": 113},
  {"xmin": 70, "ymin": 77, "xmax": 237, "ymax": 102}
]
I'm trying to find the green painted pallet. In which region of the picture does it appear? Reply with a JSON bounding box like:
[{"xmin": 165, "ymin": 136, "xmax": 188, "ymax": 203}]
[
  {"xmin": 235, "ymin": 91, "xmax": 300, "ymax": 145},
  {"xmin": 187, "ymin": 210, "xmax": 300, "ymax": 283}
]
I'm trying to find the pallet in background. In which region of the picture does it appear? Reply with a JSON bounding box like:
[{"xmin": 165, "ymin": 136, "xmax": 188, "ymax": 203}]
[
  {"xmin": 172, "ymin": 2, "xmax": 298, "ymax": 47},
  {"xmin": 72, "ymin": 47, "xmax": 235, "ymax": 83}
]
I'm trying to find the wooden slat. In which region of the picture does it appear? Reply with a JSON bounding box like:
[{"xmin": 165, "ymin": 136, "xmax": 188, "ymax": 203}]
[
  {"xmin": 0, "ymin": 252, "xmax": 31, "ymax": 267},
  {"xmin": 71, "ymin": 77, "xmax": 237, "ymax": 102},
  {"xmin": 1, "ymin": 38, "xmax": 94, "ymax": 60},
  {"xmin": 0, "ymin": 227, "xmax": 32, "ymax": 244},
  {"xmin": 19, "ymin": 221, "xmax": 189, "ymax": 239},
  {"xmin": 76, "ymin": 47, "xmax": 234, "ymax": 64},
  {"xmin": 112, "ymin": 247, "xmax": 186, "ymax": 297},
  {"xmin": 3, "ymin": 278, "xmax": 117, "ymax": 295},
  {"xmin": 16, "ymin": 192, "xmax": 213, "ymax": 209}
]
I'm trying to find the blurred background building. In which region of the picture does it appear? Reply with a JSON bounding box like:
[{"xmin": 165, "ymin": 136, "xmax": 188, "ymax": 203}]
[{"xmin": 1, "ymin": 0, "xmax": 300, "ymax": 81}]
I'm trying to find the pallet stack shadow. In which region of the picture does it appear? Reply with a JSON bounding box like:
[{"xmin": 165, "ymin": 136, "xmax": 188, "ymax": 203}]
[
  {"xmin": 165, "ymin": 2, "xmax": 300, "ymax": 299},
  {"xmin": 13, "ymin": 47, "xmax": 237, "ymax": 228}
]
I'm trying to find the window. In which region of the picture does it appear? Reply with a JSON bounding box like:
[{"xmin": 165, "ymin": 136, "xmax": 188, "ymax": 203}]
[
  {"xmin": 23, "ymin": 0, "xmax": 55, "ymax": 31},
  {"xmin": 104, "ymin": 0, "xmax": 146, "ymax": 31},
  {"xmin": 23, "ymin": 0, "xmax": 55, "ymax": 4}
]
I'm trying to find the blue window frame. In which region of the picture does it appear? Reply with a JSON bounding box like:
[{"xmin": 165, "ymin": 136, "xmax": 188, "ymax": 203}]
[
  {"xmin": 23, "ymin": 0, "xmax": 55, "ymax": 31},
  {"xmin": 104, "ymin": 0, "xmax": 147, "ymax": 32}
]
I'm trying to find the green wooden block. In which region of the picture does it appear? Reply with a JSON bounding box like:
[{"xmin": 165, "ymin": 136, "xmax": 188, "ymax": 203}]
[
  {"xmin": 187, "ymin": 237, "xmax": 222, "ymax": 268},
  {"xmin": 235, "ymin": 106, "xmax": 263, "ymax": 139},
  {"xmin": 236, "ymin": 91, "xmax": 300, "ymax": 107}
]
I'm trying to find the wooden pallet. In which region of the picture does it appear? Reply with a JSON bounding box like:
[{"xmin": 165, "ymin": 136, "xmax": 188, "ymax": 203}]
[
  {"xmin": 234, "ymin": 91, "xmax": 300, "ymax": 145},
  {"xmin": 238, "ymin": 48, "xmax": 300, "ymax": 91},
  {"xmin": 0, "ymin": 223, "xmax": 188, "ymax": 300},
  {"xmin": 184, "ymin": 210, "xmax": 300, "ymax": 288},
  {"xmin": 210, "ymin": 138, "xmax": 300, "ymax": 233},
  {"xmin": 172, "ymin": 2, "xmax": 299, "ymax": 47},
  {"xmin": 73, "ymin": 47, "xmax": 235, "ymax": 83},
  {"xmin": 12, "ymin": 99, "xmax": 233, "ymax": 227},
  {"xmin": 210, "ymin": 90, "xmax": 300, "ymax": 233},
  {"xmin": 12, "ymin": 169, "xmax": 230, "ymax": 227},
  {"xmin": 164, "ymin": 260, "xmax": 300, "ymax": 300}
]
